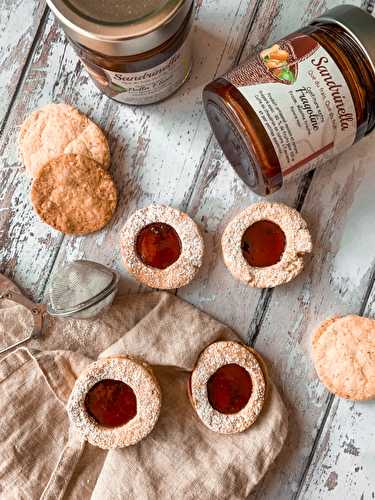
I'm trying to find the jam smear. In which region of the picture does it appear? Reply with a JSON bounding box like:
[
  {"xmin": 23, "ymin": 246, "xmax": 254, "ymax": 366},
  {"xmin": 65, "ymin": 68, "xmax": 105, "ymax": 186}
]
[
  {"xmin": 84, "ymin": 379, "xmax": 137, "ymax": 428},
  {"xmin": 241, "ymin": 220, "xmax": 286, "ymax": 268},
  {"xmin": 207, "ymin": 363, "xmax": 252, "ymax": 414},
  {"xmin": 136, "ymin": 222, "xmax": 182, "ymax": 270}
]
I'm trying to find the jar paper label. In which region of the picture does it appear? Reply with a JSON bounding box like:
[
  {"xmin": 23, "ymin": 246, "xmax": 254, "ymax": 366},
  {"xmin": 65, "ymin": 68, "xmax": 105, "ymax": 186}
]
[
  {"xmin": 225, "ymin": 34, "xmax": 357, "ymax": 178},
  {"xmin": 101, "ymin": 35, "xmax": 192, "ymax": 105}
]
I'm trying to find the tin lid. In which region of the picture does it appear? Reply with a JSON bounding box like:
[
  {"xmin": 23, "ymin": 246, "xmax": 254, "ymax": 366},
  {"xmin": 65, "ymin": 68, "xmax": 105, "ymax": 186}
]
[
  {"xmin": 312, "ymin": 5, "xmax": 375, "ymax": 76},
  {"xmin": 47, "ymin": 0, "xmax": 193, "ymax": 56}
]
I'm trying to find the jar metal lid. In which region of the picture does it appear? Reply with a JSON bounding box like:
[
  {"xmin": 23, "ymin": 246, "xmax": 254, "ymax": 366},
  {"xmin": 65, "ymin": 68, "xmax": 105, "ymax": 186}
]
[
  {"xmin": 312, "ymin": 5, "xmax": 375, "ymax": 76},
  {"xmin": 46, "ymin": 0, "xmax": 193, "ymax": 56}
]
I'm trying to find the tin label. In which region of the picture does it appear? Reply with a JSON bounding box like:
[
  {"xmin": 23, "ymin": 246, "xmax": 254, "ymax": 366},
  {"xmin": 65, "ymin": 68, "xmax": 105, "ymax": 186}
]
[
  {"xmin": 102, "ymin": 35, "xmax": 192, "ymax": 105},
  {"xmin": 225, "ymin": 34, "xmax": 357, "ymax": 178}
]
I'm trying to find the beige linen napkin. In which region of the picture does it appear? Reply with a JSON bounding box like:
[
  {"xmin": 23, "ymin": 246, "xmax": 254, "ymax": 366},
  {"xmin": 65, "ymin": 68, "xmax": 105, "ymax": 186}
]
[{"xmin": 0, "ymin": 292, "xmax": 287, "ymax": 499}]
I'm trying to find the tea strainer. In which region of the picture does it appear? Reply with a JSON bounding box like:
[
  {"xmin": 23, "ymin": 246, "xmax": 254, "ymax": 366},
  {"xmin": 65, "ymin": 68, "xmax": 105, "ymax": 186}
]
[{"xmin": 0, "ymin": 260, "xmax": 119, "ymax": 354}]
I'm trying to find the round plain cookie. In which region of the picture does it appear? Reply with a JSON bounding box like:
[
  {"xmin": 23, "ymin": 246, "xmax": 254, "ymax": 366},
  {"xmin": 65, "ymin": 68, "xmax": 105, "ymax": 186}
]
[
  {"xmin": 312, "ymin": 315, "xmax": 375, "ymax": 400},
  {"xmin": 222, "ymin": 202, "xmax": 312, "ymax": 288},
  {"xmin": 19, "ymin": 103, "xmax": 110, "ymax": 176},
  {"xmin": 31, "ymin": 154, "xmax": 117, "ymax": 235}
]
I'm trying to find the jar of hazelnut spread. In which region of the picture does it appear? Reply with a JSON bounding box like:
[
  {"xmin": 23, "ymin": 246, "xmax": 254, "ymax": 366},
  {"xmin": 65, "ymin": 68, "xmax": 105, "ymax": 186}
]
[
  {"xmin": 47, "ymin": 0, "xmax": 194, "ymax": 105},
  {"xmin": 203, "ymin": 5, "xmax": 375, "ymax": 195}
]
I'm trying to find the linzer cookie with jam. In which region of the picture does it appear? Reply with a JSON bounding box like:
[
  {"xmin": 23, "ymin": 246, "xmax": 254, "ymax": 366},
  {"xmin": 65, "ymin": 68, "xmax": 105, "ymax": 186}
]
[
  {"xmin": 68, "ymin": 356, "xmax": 162, "ymax": 449},
  {"xmin": 222, "ymin": 202, "xmax": 312, "ymax": 288},
  {"xmin": 189, "ymin": 341, "xmax": 267, "ymax": 434},
  {"xmin": 120, "ymin": 205, "xmax": 204, "ymax": 289},
  {"xmin": 19, "ymin": 103, "xmax": 110, "ymax": 176}
]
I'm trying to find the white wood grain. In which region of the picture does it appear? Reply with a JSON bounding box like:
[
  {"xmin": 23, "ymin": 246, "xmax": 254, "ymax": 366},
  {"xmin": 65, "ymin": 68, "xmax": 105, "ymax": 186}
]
[
  {"xmin": 0, "ymin": 15, "xmax": 68, "ymax": 299},
  {"xmin": 0, "ymin": 0, "xmax": 46, "ymax": 125},
  {"xmin": 297, "ymin": 397, "xmax": 375, "ymax": 498},
  {"xmin": 0, "ymin": 1, "xmax": 374, "ymax": 499}
]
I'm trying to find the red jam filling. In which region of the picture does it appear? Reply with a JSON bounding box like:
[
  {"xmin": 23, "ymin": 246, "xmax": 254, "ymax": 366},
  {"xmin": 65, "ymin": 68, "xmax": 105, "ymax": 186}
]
[
  {"xmin": 136, "ymin": 222, "xmax": 182, "ymax": 270},
  {"xmin": 207, "ymin": 363, "xmax": 252, "ymax": 414},
  {"xmin": 84, "ymin": 379, "xmax": 137, "ymax": 428},
  {"xmin": 241, "ymin": 220, "xmax": 286, "ymax": 268}
]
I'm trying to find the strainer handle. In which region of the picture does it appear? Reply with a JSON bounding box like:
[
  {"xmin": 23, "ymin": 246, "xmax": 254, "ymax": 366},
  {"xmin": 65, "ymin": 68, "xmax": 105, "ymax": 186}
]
[
  {"xmin": 0, "ymin": 335, "xmax": 35, "ymax": 354},
  {"xmin": 0, "ymin": 290, "xmax": 46, "ymax": 355}
]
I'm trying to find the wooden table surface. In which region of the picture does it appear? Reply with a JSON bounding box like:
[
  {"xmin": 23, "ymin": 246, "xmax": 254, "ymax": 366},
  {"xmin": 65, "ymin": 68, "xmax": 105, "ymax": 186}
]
[{"xmin": 1, "ymin": 0, "xmax": 375, "ymax": 498}]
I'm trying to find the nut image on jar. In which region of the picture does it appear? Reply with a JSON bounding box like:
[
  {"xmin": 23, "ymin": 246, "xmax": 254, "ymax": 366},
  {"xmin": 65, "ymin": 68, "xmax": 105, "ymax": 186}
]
[{"xmin": 260, "ymin": 44, "xmax": 296, "ymax": 83}]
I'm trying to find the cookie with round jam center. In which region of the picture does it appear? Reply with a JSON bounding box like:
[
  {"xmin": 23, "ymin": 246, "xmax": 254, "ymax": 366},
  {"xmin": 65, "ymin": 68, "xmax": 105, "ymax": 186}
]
[
  {"xmin": 85, "ymin": 379, "xmax": 137, "ymax": 428},
  {"xmin": 136, "ymin": 222, "xmax": 182, "ymax": 270},
  {"xmin": 207, "ymin": 363, "xmax": 252, "ymax": 414},
  {"xmin": 241, "ymin": 220, "xmax": 286, "ymax": 268}
]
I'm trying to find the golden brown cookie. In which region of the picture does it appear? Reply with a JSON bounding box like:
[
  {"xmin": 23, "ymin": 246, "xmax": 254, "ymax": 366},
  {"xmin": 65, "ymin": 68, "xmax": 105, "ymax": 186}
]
[
  {"xmin": 312, "ymin": 315, "xmax": 375, "ymax": 400},
  {"xmin": 31, "ymin": 154, "xmax": 117, "ymax": 235},
  {"xmin": 19, "ymin": 103, "xmax": 110, "ymax": 176}
]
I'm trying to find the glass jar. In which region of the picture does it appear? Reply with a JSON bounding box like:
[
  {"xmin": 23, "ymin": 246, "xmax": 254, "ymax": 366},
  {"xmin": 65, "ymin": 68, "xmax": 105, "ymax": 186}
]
[
  {"xmin": 203, "ymin": 5, "xmax": 375, "ymax": 196},
  {"xmin": 47, "ymin": 0, "xmax": 195, "ymax": 105}
]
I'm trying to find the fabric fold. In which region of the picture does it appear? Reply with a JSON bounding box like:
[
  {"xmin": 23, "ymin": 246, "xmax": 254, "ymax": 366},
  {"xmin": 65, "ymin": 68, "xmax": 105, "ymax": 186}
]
[{"xmin": 0, "ymin": 291, "xmax": 287, "ymax": 499}]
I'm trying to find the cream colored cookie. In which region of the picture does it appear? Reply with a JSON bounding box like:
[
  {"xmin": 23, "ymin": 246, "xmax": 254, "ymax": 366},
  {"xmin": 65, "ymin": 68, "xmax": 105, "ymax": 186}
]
[
  {"xmin": 312, "ymin": 315, "xmax": 375, "ymax": 400},
  {"xmin": 190, "ymin": 341, "xmax": 266, "ymax": 434},
  {"xmin": 120, "ymin": 205, "xmax": 204, "ymax": 289},
  {"xmin": 31, "ymin": 154, "xmax": 117, "ymax": 235},
  {"xmin": 68, "ymin": 356, "xmax": 162, "ymax": 449},
  {"xmin": 222, "ymin": 202, "xmax": 312, "ymax": 288},
  {"xmin": 19, "ymin": 103, "xmax": 110, "ymax": 176}
]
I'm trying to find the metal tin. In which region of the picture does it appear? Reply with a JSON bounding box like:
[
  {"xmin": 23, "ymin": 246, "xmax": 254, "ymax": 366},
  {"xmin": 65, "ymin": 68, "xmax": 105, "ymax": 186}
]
[
  {"xmin": 47, "ymin": 0, "xmax": 193, "ymax": 57},
  {"xmin": 313, "ymin": 4, "xmax": 375, "ymax": 76}
]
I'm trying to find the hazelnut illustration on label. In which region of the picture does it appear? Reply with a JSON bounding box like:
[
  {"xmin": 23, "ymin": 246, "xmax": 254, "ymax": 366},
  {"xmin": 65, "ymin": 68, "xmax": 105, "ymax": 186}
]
[{"xmin": 225, "ymin": 34, "xmax": 357, "ymax": 179}]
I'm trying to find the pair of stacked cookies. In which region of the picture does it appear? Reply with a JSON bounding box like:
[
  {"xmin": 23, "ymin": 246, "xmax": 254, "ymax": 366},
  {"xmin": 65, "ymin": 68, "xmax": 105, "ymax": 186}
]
[{"xmin": 19, "ymin": 103, "xmax": 117, "ymax": 235}]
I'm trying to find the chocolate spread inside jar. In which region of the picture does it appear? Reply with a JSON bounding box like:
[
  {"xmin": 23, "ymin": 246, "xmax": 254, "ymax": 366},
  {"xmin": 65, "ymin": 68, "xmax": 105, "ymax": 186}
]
[
  {"xmin": 47, "ymin": 0, "xmax": 194, "ymax": 105},
  {"xmin": 203, "ymin": 6, "xmax": 375, "ymax": 195}
]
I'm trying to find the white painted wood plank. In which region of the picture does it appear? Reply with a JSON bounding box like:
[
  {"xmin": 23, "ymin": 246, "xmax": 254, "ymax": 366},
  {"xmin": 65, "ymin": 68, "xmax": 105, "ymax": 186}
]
[
  {"xmin": 0, "ymin": 0, "xmax": 46, "ymax": 125},
  {"xmin": 0, "ymin": 15, "xmax": 68, "ymax": 299},
  {"xmin": 297, "ymin": 398, "xmax": 375, "ymax": 499}
]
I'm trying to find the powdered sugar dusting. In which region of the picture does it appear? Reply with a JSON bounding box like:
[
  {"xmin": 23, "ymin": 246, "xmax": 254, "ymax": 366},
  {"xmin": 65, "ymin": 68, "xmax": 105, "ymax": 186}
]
[
  {"xmin": 120, "ymin": 205, "xmax": 204, "ymax": 289},
  {"xmin": 67, "ymin": 356, "xmax": 162, "ymax": 449},
  {"xmin": 190, "ymin": 341, "xmax": 266, "ymax": 434},
  {"xmin": 222, "ymin": 202, "xmax": 312, "ymax": 288}
]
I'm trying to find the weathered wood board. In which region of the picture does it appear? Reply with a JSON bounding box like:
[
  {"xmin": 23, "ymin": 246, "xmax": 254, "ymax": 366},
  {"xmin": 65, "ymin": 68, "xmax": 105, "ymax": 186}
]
[
  {"xmin": 0, "ymin": 0, "xmax": 47, "ymax": 126},
  {"xmin": 0, "ymin": 0, "xmax": 374, "ymax": 499}
]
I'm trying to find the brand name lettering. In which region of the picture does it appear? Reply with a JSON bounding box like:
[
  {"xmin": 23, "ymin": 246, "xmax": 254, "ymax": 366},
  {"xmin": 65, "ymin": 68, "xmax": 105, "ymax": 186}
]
[
  {"xmin": 311, "ymin": 56, "xmax": 354, "ymax": 131},
  {"xmin": 112, "ymin": 52, "xmax": 181, "ymax": 83}
]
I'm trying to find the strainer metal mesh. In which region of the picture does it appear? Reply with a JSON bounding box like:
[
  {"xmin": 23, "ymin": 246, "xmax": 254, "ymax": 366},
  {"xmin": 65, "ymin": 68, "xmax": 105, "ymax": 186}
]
[{"xmin": 47, "ymin": 260, "xmax": 118, "ymax": 319}]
